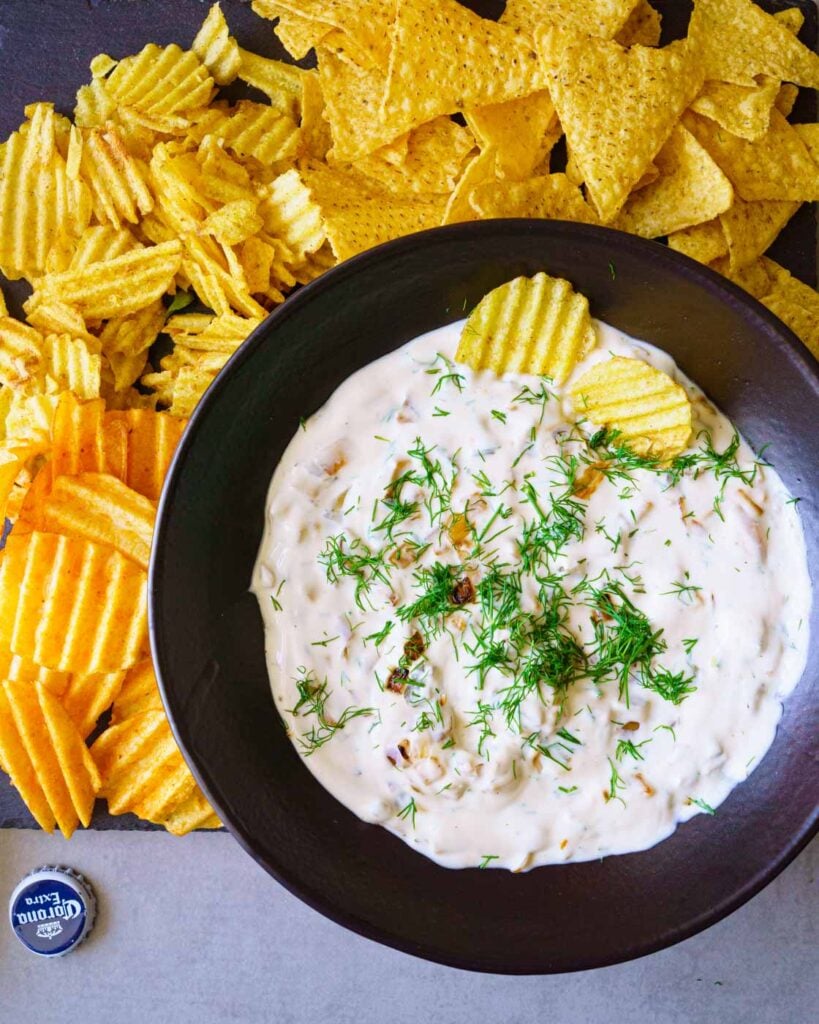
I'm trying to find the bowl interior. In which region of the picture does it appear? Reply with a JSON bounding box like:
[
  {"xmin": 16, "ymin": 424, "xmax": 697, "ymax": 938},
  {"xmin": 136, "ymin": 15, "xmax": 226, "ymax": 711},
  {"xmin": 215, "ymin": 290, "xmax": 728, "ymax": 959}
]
[{"xmin": 151, "ymin": 221, "xmax": 818, "ymax": 974}]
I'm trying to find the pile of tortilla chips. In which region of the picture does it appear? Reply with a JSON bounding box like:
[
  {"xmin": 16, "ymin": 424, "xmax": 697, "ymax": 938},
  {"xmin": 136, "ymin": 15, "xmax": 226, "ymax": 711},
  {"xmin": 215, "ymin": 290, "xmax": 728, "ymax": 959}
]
[{"xmin": 0, "ymin": 0, "xmax": 817, "ymax": 836}]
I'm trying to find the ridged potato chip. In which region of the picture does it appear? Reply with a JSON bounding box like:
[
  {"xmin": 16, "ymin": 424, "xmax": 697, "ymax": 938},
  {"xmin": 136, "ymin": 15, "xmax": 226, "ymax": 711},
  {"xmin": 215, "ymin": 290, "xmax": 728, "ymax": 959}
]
[
  {"xmin": 43, "ymin": 335, "xmax": 102, "ymax": 399},
  {"xmin": 382, "ymin": 0, "xmax": 546, "ymax": 146},
  {"xmin": 40, "ymin": 472, "xmax": 156, "ymax": 569},
  {"xmin": 689, "ymin": 0, "xmax": 819, "ymax": 89},
  {"xmin": 60, "ymin": 670, "xmax": 127, "ymax": 740},
  {"xmin": 91, "ymin": 708, "xmax": 217, "ymax": 832},
  {"xmin": 0, "ymin": 317, "xmax": 44, "ymax": 387},
  {"xmin": 261, "ymin": 169, "xmax": 326, "ymax": 262},
  {"xmin": 0, "ymin": 652, "xmax": 70, "ymax": 698},
  {"xmin": 237, "ymin": 47, "xmax": 304, "ymax": 114},
  {"xmin": 539, "ymin": 28, "xmax": 703, "ymax": 222},
  {"xmin": 0, "ymin": 531, "xmax": 149, "ymax": 673},
  {"xmin": 103, "ymin": 408, "xmax": 186, "ymax": 501},
  {"xmin": 29, "ymin": 240, "xmax": 182, "ymax": 320},
  {"xmin": 200, "ymin": 199, "xmax": 263, "ymax": 247},
  {"xmin": 683, "ymin": 109, "xmax": 819, "ymax": 204},
  {"xmin": 193, "ymin": 3, "xmax": 242, "ymax": 86},
  {"xmin": 163, "ymin": 788, "xmax": 223, "ymax": 835},
  {"xmin": 181, "ymin": 234, "xmax": 266, "ymax": 318},
  {"xmin": 468, "ymin": 173, "xmax": 598, "ymax": 224},
  {"xmin": 212, "ymin": 101, "xmax": 300, "ymax": 166},
  {"xmin": 0, "ymin": 680, "xmax": 101, "ymax": 837},
  {"xmin": 51, "ymin": 393, "xmax": 122, "ymax": 480},
  {"xmin": 164, "ymin": 311, "xmax": 259, "ymax": 353},
  {"xmin": 570, "ymin": 356, "xmax": 692, "ymax": 460},
  {"xmin": 105, "ymin": 43, "xmax": 215, "ymax": 116},
  {"xmin": 614, "ymin": 126, "xmax": 733, "ymax": 238},
  {"xmin": 111, "ymin": 659, "xmax": 163, "ymax": 724},
  {"xmin": 73, "ymin": 126, "xmax": 154, "ymax": 229},
  {"xmin": 455, "ymin": 272, "xmax": 596, "ymax": 384}
]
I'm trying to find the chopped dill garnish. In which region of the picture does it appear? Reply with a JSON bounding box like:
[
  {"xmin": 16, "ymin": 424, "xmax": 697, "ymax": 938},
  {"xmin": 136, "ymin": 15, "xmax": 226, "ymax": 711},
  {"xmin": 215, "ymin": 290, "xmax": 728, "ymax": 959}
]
[
  {"xmin": 558, "ymin": 785, "xmax": 579, "ymax": 794},
  {"xmin": 269, "ymin": 579, "xmax": 286, "ymax": 612},
  {"xmin": 615, "ymin": 738, "xmax": 651, "ymax": 761},
  {"xmin": 605, "ymin": 757, "xmax": 626, "ymax": 805},
  {"xmin": 289, "ymin": 669, "xmax": 374, "ymax": 755},
  {"xmin": 467, "ymin": 701, "xmax": 496, "ymax": 757},
  {"xmin": 490, "ymin": 409, "xmax": 508, "ymax": 424},
  {"xmin": 478, "ymin": 854, "xmax": 500, "ymax": 869},
  {"xmin": 319, "ymin": 534, "xmax": 391, "ymax": 610},
  {"xmin": 512, "ymin": 380, "xmax": 552, "ymax": 425},
  {"xmin": 654, "ymin": 724, "xmax": 677, "ymax": 741},
  {"xmin": 397, "ymin": 561, "xmax": 468, "ymax": 640},
  {"xmin": 662, "ymin": 577, "xmax": 703, "ymax": 603},
  {"xmin": 427, "ymin": 352, "xmax": 466, "ymax": 396},
  {"xmin": 682, "ymin": 637, "xmax": 699, "ymax": 655},
  {"xmin": 397, "ymin": 797, "xmax": 418, "ymax": 827},
  {"xmin": 364, "ymin": 619, "xmax": 394, "ymax": 648},
  {"xmin": 689, "ymin": 796, "xmax": 716, "ymax": 815}
]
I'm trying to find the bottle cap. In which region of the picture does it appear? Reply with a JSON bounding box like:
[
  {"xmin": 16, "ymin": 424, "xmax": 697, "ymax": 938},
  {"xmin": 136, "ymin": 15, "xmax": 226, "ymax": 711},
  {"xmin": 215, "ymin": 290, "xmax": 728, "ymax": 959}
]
[{"xmin": 9, "ymin": 865, "xmax": 96, "ymax": 957}]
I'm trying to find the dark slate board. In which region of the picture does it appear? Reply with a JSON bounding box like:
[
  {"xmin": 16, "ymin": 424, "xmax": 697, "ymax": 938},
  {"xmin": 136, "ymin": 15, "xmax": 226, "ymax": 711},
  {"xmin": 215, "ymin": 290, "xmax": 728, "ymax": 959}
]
[{"xmin": 0, "ymin": 0, "xmax": 815, "ymax": 830}]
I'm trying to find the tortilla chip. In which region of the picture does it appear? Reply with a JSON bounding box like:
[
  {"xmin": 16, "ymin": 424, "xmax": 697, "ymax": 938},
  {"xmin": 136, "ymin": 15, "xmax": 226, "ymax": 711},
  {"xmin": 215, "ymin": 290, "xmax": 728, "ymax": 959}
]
[
  {"xmin": 317, "ymin": 48, "xmax": 397, "ymax": 162},
  {"xmin": 688, "ymin": 0, "xmax": 819, "ymax": 89},
  {"xmin": 502, "ymin": 0, "xmax": 639, "ymax": 40},
  {"xmin": 355, "ymin": 117, "xmax": 476, "ymax": 195},
  {"xmin": 719, "ymin": 196, "xmax": 800, "ymax": 271},
  {"xmin": 615, "ymin": 1, "xmax": 662, "ymax": 48},
  {"xmin": 690, "ymin": 78, "xmax": 781, "ymax": 143},
  {"xmin": 468, "ymin": 173, "xmax": 598, "ymax": 224},
  {"xmin": 441, "ymin": 146, "xmax": 497, "ymax": 226},
  {"xmin": 793, "ymin": 123, "xmax": 819, "ymax": 163},
  {"xmin": 299, "ymin": 162, "xmax": 446, "ymax": 262},
  {"xmin": 465, "ymin": 92, "xmax": 557, "ymax": 181},
  {"xmin": 614, "ymin": 126, "xmax": 733, "ymax": 238},
  {"xmin": 683, "ymin": 109, "xmax": 819, "ymax": 203},
  {"xmin": 667, "ymin": 220, "xmax": 728, "ymax": 265},
  {"xmin": 755, "ymin": 259, "xmax": 819, "ymax": 360},
  {"xmin": 382, "ymin": 0, "xmax": 546, "ymax": 146},
  {"xmin": 269, "ymin": 0, "xmax": 394, "ymax": 70},
  {"xmin": 538, "ymin": 28, "xmax": 703, "ymax": 222},
  {"xmin": 775, "ymin": 83, "xmax": 799, "ymax": 117}
]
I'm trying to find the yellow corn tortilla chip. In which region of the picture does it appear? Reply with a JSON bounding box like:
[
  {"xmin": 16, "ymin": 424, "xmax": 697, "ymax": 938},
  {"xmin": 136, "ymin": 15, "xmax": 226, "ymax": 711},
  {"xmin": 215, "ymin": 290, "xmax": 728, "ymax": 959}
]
[
  {"xmin": 192, "ymin": 3, "xmax": 241, "ymax": 86},
  {"xmin": 690, "ymin": 78, "xmax": 781, "ymax": 143},
  {"xmin": 381, "ymin": 0, "xmax": 546, "ymax": 145},
  {"xmin": 683, "ymin": 109, "xmax": 819, "ymax": 204},
  {"xmin": 775, "ymin": 82, "xmax": 799, "ymax": 117},
  {"xmin": 298, "ymin": 162, "xmax": 446, "ymax": 262},
  {"xmin": 570, "ymin": 356, "xmax": 692, "ymax": 460},
  {"xmin": 441, "ymin": 146, "xmax": 497, "ymax": 226},
  {"xmin": 614, "ymin": 125, "xmax": 733, "ymax": 238},
  {"xmin": 502, "ymin": 0, "xmax": 639, "ymax": 39},
  {"xmin": 615, "ymin": 1, "xmax": 662, "ymax": 48},
  {"xmin": 667, "ymin": 220, "xmax": 728, "ymax": 265},
  {"xmin": 105, "ymin": 43, "xmax": 215, "ymax": 115},
  {"xmin": 270, "ymin": 0, "xmax": 394, "ymax": 70},
  {"xmin": 468, "ymin": 173, "xmax": 598, "ymax": 224},
  {"xmin": 754, "ymin": 259, "xmax": 819, "ymax": 360},
  {"xmin": 40, "ymin": 472, "xmax": 156, "ymax": 569},
  {"xmin": 465, "ymin": 92, "xmax": 557, "ymax": 182},
  {"xmin": 538, "ymin": 28, "xmax": 703, "ymax": 222},
  {"xmin": 355, "ymin": 117, "xmax": 476, "ymax": 195},
  {"xmin": 456, "ymin": 272, "xmax": 596, "ymax": 383},
  {"xmin": 719, "ymin": 196, "xmax": 800, "ymax": 271},
  {"xmin": 689, "ymin": 0, "xmax": 819, "ymax": 88},
  {"xmin": 793, "ymin": 123, "xmax": 819, "ymax": 162},
  {"xmin": 317, "ymin": 48, "xmax": 397, "ymax": 162}
]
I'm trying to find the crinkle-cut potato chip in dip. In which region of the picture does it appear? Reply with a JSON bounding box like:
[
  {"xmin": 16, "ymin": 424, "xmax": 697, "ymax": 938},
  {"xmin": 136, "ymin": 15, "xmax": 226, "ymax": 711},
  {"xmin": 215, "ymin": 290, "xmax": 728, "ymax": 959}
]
[
  {"xmin": 253, "ymin": 274, "xmax": 810, "ymax": 871},
  {"xmin": 1, "ymin": 0, "xmax": 818, "ymax": 839}
]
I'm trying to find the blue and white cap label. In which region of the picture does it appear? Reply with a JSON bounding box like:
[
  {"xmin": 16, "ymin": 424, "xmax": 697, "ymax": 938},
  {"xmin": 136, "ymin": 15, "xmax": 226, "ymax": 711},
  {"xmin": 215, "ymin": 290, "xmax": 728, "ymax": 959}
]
[{"xmin": 9, "ymin": 868, "xmax": 95, "ymax": 957}]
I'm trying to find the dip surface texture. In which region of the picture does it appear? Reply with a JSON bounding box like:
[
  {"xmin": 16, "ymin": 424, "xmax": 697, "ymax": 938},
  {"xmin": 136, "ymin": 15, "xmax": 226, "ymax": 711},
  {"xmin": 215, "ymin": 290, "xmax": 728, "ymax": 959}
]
[{"xmin": 252, "ymin": 321, "xmax": 811, "ymax": 871}]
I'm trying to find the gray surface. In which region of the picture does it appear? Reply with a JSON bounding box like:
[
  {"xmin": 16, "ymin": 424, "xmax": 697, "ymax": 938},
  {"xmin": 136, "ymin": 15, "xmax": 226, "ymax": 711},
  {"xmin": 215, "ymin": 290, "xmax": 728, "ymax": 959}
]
[{"xmin": 0, "ymin": 828, "xmax": 816, "ymax": 1023}]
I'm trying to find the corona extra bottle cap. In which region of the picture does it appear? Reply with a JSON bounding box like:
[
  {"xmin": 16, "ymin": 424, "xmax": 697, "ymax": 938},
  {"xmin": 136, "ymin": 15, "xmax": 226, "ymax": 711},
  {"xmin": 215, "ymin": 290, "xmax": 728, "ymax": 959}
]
[{"xmin": 9, "ymin": 865, "xmax": 96, "ymax": 957}]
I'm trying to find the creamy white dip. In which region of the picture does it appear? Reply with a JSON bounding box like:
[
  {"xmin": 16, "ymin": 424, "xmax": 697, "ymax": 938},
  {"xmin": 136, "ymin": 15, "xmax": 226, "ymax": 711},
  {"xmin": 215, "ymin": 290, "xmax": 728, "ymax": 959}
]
[{"xmin": 252, "ymin": 319, "xmax": 811, "ymax": 871}]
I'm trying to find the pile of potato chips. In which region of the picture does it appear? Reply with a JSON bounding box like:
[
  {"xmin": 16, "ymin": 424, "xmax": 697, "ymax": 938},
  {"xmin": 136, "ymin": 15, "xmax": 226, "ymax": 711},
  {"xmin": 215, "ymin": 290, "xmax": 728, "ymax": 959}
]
[{"xmin": 0, "ymin": 0, "xmax": 817, "ymax": 837}]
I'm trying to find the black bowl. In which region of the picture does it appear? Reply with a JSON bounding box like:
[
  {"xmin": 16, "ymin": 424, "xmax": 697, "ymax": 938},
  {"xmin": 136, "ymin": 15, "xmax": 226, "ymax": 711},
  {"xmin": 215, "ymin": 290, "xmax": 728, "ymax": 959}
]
[{"xmin": 150, "ymin": 221, "xmax": 818, "ymax": 974}]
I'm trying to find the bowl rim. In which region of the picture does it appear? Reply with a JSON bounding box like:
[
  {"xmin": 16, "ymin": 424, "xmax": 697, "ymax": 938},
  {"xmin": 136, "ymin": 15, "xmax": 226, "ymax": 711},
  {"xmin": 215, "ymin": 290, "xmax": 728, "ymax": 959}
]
[{"xmin": 150, "ymin": 219, "xmax": 819, "ymax": 974}]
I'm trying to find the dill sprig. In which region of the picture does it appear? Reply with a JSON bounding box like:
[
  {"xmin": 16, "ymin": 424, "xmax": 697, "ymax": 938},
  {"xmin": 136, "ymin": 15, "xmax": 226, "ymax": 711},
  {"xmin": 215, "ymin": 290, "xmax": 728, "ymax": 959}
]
[
  {"xmin": 289, "ymin": 670, "xmax": 374, "ymax": 755},
  {"xmin": 319, "ymin": 534, "xmax": 391, "ymax": 610},
  {"xmin": 396, "ymin": 561, "xmax": 469, "ymax": 640}
]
